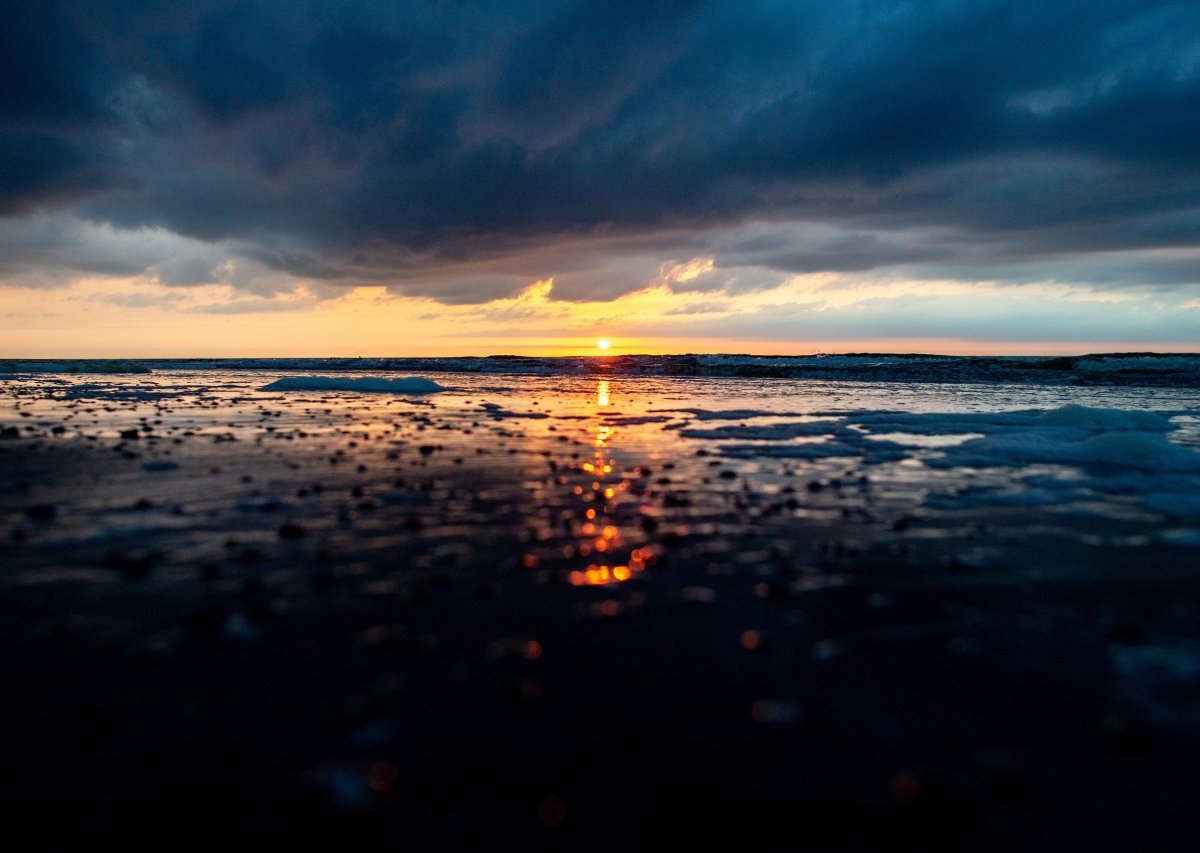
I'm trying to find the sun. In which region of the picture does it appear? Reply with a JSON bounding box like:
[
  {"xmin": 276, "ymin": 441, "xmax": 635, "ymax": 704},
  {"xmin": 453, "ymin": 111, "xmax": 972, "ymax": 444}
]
[{"xmin": 596, "ymin": 338, "xmax": 611, "ymax": 351}]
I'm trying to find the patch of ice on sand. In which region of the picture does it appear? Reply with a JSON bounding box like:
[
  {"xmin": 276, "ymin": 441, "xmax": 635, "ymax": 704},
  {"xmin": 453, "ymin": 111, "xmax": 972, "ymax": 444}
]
[{"xmin": 261, "ymin": 376, "xmax": 447, "ymax": 393}]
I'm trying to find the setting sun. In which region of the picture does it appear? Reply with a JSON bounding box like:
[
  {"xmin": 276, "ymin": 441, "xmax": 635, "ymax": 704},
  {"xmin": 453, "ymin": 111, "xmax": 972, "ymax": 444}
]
[{"xmin": 597, "ymin": 338, "xmax": 611, "ymax": 351}]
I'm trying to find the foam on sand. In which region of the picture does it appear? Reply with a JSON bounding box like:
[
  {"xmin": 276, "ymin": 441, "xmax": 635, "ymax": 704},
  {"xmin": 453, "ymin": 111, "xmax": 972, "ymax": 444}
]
[
  {"xmin": 260, "ymin": 376, "xmax": 448, "ymax": 393},
  {"xmin": 673, "ymin": 404, "xmax": 1200, "ymax": 520},
  {"xmin": 878, "ymin": 406, "xmax": 1200, "ymax": 521},
  {"xmin": 889, "ymin": 405, "xmax": 1200, "ymax": 472},
  {"xmin": 932, "ymin": 428, "xmax": 1200, "ymax": 472}
]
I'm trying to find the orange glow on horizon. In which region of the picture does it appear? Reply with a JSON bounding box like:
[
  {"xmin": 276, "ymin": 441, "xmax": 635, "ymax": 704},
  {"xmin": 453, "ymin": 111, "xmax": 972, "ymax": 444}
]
[
  {"xmin": 1, "ymin": 276, "xmax": 1194, "ymax": 359},
  {"xmin": 4, "ymin": 275, "xmax": 1194, "ymax": 358}
]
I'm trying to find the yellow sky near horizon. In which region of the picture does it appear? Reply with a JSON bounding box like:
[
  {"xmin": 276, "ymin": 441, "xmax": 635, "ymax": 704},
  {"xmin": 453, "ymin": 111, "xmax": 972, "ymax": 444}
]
[{"xmin": 2, "ymin": 270, "xmax": 1198, "ymax": 358}]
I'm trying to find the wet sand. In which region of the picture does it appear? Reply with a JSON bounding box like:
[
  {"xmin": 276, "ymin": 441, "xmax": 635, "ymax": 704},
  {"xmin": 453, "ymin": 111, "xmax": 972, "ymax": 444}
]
[{"xmin": 2, "ymin": 372, "xmax": 1199, "ymax": 850}]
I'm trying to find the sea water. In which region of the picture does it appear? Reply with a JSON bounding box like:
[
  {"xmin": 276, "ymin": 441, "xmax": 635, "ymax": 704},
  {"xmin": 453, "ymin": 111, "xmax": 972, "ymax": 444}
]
[
  {"xmin": 4, "ymin": 357, "xmax": 1200, "ymax": 524},
  {"xmin": 4, "ymin": 358, "xmax": 1200, "ymax": 596}
]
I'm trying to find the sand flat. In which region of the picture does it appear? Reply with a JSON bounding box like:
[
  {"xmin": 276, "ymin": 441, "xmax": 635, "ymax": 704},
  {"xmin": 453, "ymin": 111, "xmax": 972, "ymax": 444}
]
[{"xmin": 2, "ymin": 368, "xmax": 1200, "ymax": 849}]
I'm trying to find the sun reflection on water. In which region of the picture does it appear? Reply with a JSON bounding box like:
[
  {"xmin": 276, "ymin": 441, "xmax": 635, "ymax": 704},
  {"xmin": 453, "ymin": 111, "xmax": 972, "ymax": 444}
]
[{"xmin": 563, "ymin": 378, "xmax": 652, "ymax": 586}]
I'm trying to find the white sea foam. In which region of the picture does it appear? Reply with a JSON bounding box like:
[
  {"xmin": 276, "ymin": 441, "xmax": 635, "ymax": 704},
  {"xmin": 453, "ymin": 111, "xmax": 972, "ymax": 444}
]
[
  {"xmin": 852, "ymin": 404, "xmax": 1175, "ymax": 437},
  {"xmin": 675, "ymin": 404, "xmax": 1200, "ymax": 519},
  {"xmin": 260, "ymin": 376, "xmax": 448, "ymax": 393},
  {"xmin": 931, "ymin": 430, "xmax": 1200, "ymax": 472},
  {"xmin": 1077, "ymin": 354, "xmax": 1200, "ymax": 373},
  {"xmin": 883, "ymin": 405, "xmax": 1200, "ymax": 474}
]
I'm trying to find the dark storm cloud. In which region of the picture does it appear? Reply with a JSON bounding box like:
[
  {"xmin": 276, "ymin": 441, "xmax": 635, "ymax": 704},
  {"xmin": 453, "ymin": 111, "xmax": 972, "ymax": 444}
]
[{"xmin": 2, "ymin": 0, "xmax": 1198, "ymax": 298}]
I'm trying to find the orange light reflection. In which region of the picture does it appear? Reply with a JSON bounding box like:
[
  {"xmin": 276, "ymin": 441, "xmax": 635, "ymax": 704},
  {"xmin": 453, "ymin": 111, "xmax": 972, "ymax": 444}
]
[{"xmin": 559, "ymin": 379, "xmax": 657, "ymax": 586}]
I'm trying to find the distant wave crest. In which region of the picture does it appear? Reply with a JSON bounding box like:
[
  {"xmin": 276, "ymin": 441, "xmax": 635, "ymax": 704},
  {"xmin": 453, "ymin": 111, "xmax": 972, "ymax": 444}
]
[{"xmin": 4, "ymin": 353, "xmax": 1198, "ymax": 387}]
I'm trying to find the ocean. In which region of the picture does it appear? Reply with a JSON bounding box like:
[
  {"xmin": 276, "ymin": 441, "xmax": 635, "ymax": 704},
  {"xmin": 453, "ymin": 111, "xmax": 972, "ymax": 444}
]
[
  {"xmin": 3, "ymin": 353, "xmax": 1200, "ymax": 849},
  {"xmin": 5, "ymin": 350, "xmax": 1200, "ymax": 384}
]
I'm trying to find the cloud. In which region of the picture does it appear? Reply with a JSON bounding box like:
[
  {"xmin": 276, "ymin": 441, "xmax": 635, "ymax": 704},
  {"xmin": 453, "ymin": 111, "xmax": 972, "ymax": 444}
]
[
  {"xmin": 0, "ymin": 215, "xmax": 305, "ymax": 296},
  {"xmin": 0, "ymin": 0, "xmax": 1197, "ymax": 311}
]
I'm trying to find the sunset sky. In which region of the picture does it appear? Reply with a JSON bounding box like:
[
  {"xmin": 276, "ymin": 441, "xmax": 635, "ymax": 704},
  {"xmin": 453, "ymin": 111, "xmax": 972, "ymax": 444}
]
[{"xmin": 3, "ymin": 1, "xmax": 1199, "ymax": 356}]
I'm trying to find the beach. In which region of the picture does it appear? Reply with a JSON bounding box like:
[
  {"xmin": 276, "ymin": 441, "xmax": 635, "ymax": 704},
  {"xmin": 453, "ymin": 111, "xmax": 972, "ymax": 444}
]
[{"xmin": 3, "ymin": 360, "xmax": 1200, "ymax": 850}]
